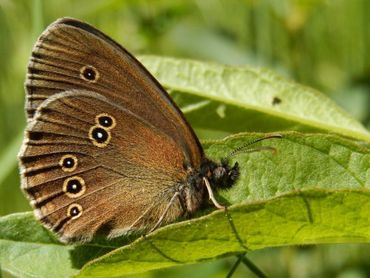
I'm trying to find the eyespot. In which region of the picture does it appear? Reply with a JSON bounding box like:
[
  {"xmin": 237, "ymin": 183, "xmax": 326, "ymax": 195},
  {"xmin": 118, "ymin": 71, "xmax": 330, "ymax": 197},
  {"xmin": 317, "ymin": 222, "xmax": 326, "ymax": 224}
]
[
  {"xmin": 80, "ymin": 65, "xmax": 99, "ymax": 82},
  {"xmin": 59, "ymin": 155, "xmax": 78, "ymax": 172},
  {"xmin": 96, "ymin": 113, "xmax": 116, "ymax": 129},
  {"xmin": 67, "ymin": 203, "xmax": 83, "ymax": 219},
  {"xmin": 63, "ymin": 176, "xmax": 86, "ymax": 198},
  {"xmin": 89, "ymin": 126, "xmax": 111, "ymax": 147}
]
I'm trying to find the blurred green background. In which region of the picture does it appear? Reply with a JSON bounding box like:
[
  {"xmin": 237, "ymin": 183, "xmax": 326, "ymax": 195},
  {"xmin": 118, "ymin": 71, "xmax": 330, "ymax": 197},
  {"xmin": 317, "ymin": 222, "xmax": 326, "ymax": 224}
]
[{"xmin": 0, "ymin": 0, "xmax": 369, "ymax": 277}]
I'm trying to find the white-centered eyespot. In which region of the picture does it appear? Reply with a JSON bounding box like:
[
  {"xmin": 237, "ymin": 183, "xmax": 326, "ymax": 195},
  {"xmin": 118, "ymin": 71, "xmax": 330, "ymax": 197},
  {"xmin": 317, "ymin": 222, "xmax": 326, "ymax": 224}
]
[
  {"xmin": 67, "ymin": 203, "xmax": 83, "ymax": 219},
  {"xmin": 63, "ymin": 176, "xmax": 86, "ymax": 198},
  {"xmin": 95, "ymin": 113, "xmax": 116, "ymax": 129},
  {"xmin": 89, "ymin": 125, "xmax": 111, "ymax": 147},
  {"xmin": 59, "ymin": 154, "xmax": 78, "ymax": 172},
  {"xmin": 80, "ymin": 65, "xmax": 99, "ymax": 83}
]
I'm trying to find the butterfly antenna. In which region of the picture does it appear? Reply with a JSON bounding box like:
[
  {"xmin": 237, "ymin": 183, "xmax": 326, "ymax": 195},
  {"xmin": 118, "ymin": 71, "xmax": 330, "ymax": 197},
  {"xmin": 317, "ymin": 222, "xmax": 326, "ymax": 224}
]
[{"xmin": 225, "ymin": 134, "xmax": 283, "ymax": 160}]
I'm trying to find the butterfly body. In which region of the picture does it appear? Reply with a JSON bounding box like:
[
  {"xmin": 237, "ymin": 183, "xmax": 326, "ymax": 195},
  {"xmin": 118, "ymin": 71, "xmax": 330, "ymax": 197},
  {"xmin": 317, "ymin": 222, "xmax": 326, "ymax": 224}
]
[{"xmin": 19, "ymin": 18, "xmax": 239, "ymax": 242}]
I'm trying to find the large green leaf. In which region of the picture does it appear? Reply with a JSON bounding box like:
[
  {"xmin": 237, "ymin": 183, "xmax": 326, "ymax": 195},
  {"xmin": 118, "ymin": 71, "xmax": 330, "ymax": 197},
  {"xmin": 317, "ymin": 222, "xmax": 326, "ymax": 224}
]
[
  {"xmin": 78, "ymin": 189, "xmax": 370, "ymax": 277},
  {"xmin": 0, "ymin": 212, "xmax": 125, "ymax": 278},
  {"xmin": 1, "ymin": 132, "xmax": 369, "ymax": 277},
  {"xmin": 139, "ymin": 56, "xmax": 370, "ymax": 141},
  {"xmin": 0, "ymin": 213, "xmax": 76, "ymax": 278},
  {"xmin": 77, "ymin": 132, "xmax": 370, "ymax": 277}
]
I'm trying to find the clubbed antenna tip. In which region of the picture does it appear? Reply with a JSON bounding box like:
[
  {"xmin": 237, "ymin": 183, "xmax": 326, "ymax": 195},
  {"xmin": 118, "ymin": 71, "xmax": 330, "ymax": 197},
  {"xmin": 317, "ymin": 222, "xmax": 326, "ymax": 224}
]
[{"xmin": 226, "ymin": 133, "xmax": 282, "ymax": 160}]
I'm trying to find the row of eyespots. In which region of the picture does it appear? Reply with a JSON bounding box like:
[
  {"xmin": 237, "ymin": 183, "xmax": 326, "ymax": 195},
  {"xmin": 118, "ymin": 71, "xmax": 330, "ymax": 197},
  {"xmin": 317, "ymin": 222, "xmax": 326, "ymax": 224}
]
[
  {"xmin": 63, "ymin": 175, "xmax": 85, "ymax": 219},
  {"xmin": 89, "ymin": 114, "xmax": 116, "ymax": 148},
  {"xmin": 59, "ymin": 156, "xmax": 85, "ymax": 197},
  {"xmin": 56, "ymin": 67, "xmax": 113, "ymax": 221},
  {"xmin": 59, "ymin": 155, "xmax": 84, "ymax": 219}
]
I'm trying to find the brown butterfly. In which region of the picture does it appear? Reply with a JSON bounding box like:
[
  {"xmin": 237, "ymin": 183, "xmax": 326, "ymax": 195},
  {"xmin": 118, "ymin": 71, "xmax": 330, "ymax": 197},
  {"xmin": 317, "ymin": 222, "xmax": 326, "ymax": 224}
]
[{"xmin": 18, "ymin": 18, "xmax": 239, "ymax": 243}]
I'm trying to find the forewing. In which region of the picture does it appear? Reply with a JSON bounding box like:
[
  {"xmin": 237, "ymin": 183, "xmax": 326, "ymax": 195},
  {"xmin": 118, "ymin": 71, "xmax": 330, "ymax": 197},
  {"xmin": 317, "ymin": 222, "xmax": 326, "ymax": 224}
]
[
  {"xmin": 26, "ymin": 17, "xmax": 202, "ymax": 168},
  {"xmin": 19, "ymin": 91, "xmax": 185, "ymax": 242}
]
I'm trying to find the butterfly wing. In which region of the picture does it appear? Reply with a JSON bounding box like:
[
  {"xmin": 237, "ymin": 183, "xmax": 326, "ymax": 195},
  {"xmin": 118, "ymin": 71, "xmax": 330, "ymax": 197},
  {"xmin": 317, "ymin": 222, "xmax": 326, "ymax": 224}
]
[
  {"xmin": 26, "ymin": 17, "xmax": 202, "ymax": 168},
  {"xmin": 19, "ymin": 91, "xmax": 187, "ymax": 242}
]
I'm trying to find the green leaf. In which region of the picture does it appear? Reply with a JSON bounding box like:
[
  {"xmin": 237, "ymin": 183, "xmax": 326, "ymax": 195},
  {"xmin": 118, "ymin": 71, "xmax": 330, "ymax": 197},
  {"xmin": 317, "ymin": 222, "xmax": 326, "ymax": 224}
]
[
  {"xmin": 0, "ymin": 213, "xmax": 77, "ymax": 278},
  {"xmin": 139, "ymin": 56, "xmax": 370, "ymax": 141},
  {"xmin": 0, "ymin": 213, "xmax": 129, "ymax": 278},
  {"xmin": 1, "ymin": 132, "xmax": 369, "ymax": 277},
  {"xmin": 78, "ymin": 189, "xmax": 370, "ymax": 278},
  {"xmin": 76, "ymin": 132, "xmax": 370, "ymax": 277}
]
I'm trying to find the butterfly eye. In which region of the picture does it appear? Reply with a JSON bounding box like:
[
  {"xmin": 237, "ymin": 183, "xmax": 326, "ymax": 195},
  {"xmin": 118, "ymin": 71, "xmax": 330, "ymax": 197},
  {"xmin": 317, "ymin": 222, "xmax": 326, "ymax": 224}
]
[
  {"xmin": 68, "ymin": 204, "xmax": 83, "ymax": 219},
  {"xmin": 80, "ymin": 65, "xmax": 99, "ymax": 82},
  {"xmin": 96, "ymin": 113, "xmax": 116, "ymax": 129},
  {"xmin": 59, "ymin": 155, "xmax": 78, "ymax": 172},
  {"xmin": 89, "ymin": 126, "xmax": 111, "ymax": 147},
  {"xmin": 63, "ymin": 176, "xmax": 86, "ymax": 198}
]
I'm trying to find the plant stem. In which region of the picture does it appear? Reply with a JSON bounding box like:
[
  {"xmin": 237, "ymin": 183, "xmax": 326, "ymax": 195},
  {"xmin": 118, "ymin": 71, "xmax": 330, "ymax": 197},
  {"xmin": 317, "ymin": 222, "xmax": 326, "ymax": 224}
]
[{"xmin": 240, "ymin": 254, "xmax": 268, "ymax": 278}]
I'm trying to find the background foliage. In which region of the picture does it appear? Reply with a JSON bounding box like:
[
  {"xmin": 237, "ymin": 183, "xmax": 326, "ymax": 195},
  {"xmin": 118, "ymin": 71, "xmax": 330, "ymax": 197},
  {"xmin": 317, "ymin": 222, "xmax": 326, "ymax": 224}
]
[{"xmin": 0, "ymin": 0, "xmax": 369, "ymax": 277}]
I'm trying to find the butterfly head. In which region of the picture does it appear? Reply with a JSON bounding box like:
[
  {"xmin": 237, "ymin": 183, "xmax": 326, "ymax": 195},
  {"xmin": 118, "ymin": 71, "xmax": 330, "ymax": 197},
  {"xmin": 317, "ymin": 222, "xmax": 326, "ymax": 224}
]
[{"xmin": 200, "ymin": 158, "xmax": 239, "ymax": 190}]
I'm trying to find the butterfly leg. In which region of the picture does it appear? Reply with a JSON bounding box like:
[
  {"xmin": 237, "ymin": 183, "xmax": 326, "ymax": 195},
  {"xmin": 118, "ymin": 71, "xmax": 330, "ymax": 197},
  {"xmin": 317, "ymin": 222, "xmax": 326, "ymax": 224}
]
[
  {"xmin": 177, "ymin": 191, "xmax": 187, "ymax": 217},
  {"xmin": 149, "ymin": 191, "xmax": 181, "ymax": 233},
  {"xmin": 203, "ymin": 177, "xmax": 225, "ymax": 209}
]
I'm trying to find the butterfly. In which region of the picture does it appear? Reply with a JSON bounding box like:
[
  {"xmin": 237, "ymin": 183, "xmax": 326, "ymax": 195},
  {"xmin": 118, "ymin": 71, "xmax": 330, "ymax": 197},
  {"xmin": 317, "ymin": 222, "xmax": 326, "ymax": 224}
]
[{"xmin": 18, "ymin": 18, "xmax": 239, "ymax": 243}]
